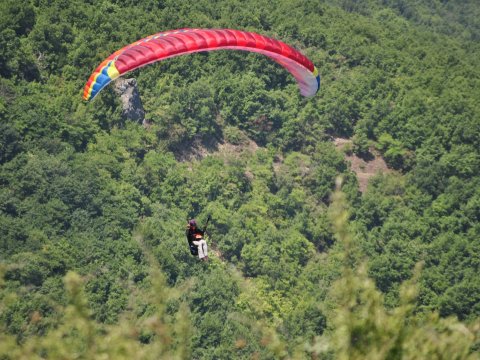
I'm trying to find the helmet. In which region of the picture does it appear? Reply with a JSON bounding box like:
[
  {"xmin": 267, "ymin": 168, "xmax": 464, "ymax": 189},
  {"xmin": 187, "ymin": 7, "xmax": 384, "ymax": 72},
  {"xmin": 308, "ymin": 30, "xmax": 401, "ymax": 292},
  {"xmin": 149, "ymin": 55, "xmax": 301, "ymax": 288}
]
[{"xmin": 189, "ymin": 219, "xmax": 197, "ymax": 227}]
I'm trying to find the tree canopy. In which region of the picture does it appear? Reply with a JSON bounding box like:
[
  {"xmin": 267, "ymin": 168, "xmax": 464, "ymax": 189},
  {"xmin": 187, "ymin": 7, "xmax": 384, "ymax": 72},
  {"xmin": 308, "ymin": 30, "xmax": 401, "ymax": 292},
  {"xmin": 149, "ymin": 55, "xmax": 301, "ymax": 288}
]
[{"xmin": 1, "ymin": 0, "xmax": 479, "ymax": 358}]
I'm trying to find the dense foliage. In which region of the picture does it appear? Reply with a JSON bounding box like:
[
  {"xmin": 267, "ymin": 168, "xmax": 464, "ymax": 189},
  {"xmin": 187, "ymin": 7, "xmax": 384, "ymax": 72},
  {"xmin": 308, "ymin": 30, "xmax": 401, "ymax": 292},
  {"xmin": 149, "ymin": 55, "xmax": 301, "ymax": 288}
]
[{"xmin": 1, "ymin": 0, "xmax": 479, "ymax": 358}]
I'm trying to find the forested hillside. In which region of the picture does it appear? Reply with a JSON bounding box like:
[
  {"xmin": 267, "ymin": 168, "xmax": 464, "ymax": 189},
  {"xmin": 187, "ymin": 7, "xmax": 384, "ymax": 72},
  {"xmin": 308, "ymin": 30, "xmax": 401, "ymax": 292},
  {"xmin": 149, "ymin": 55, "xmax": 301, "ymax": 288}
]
[{"xmin": 1, "ymin": 0, "xmax": 479, "ymax": 358}]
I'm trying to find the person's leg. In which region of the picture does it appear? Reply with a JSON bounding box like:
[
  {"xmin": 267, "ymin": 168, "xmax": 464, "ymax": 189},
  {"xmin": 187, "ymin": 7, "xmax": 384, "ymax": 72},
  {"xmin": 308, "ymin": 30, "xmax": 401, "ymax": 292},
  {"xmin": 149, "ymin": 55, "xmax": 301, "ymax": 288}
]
[
  {"xmin": 193, "ymin": 240, "xmax": 206, "ymax": 259},
  {"xmin": 200, "ymin": 240, "xmax": 208, "ymax": 260}
]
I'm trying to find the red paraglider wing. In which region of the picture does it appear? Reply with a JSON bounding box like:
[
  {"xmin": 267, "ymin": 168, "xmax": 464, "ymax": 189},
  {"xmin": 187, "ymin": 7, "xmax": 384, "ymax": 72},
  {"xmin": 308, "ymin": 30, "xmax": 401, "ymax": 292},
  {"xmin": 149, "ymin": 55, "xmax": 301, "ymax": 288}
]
[{"xmin": 83, "ymin": 28, "xmax": 320, "ymax": 101}]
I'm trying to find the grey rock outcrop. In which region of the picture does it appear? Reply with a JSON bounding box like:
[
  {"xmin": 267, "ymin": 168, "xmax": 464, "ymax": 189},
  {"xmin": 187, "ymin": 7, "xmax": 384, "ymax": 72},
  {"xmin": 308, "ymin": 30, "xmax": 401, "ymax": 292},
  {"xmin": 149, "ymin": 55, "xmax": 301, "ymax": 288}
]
[{"xmin": 113, "ymin": 78, "xmax": 146, "ymax": 125}]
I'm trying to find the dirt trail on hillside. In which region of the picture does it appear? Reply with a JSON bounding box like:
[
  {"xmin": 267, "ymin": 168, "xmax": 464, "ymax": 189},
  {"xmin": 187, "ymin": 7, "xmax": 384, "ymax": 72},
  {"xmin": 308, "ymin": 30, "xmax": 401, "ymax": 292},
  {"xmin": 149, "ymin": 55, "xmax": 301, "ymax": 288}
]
[
  {"xmin": 334, "ymin": 138, "xmax": 391, "ymax": 192},
  {"xmin": 176, "ymin": 135, "xmax": 390, "ymax": 193}
]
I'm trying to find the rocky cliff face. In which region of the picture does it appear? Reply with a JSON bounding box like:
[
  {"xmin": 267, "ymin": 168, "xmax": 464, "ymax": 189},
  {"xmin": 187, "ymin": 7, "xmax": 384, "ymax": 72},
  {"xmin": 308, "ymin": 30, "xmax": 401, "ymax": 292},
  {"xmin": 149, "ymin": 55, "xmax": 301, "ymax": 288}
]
[{"xmin": 113, "ymin": 78, "xmax": 146, "ymax": 125}]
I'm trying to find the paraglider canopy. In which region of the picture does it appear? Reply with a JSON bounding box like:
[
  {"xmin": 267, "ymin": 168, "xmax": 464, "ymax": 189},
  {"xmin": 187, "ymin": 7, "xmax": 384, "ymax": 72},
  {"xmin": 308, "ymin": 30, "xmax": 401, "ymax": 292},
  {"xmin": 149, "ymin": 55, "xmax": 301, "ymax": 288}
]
[{"xmin": 83, "ymin": 28, "xmax": 320, "ymax": 101}]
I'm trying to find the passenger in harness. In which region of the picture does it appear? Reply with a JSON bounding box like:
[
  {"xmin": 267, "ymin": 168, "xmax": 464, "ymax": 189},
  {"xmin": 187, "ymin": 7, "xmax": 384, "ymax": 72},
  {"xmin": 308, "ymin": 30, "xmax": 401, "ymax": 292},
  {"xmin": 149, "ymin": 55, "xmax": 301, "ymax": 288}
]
[{"xmin": 185, "ymin": 219, "xmax": 209, "ymax": 261}]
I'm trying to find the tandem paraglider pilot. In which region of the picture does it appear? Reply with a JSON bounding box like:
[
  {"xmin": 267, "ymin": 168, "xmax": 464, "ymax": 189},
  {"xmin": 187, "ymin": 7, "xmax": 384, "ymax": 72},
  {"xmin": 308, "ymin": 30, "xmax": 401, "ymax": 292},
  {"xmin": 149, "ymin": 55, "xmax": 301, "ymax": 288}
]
[{"xmin": 186, "ymin": 219, "xmax": 208, "ymax": 261}]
